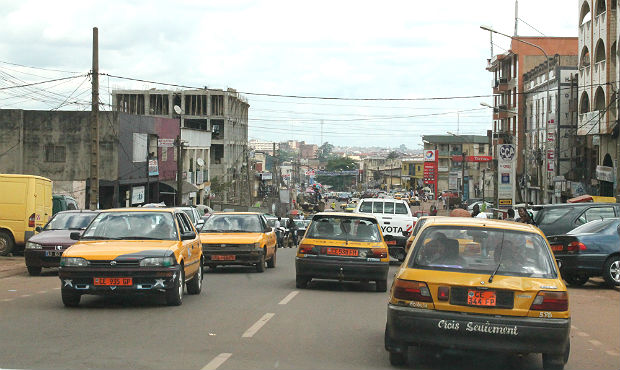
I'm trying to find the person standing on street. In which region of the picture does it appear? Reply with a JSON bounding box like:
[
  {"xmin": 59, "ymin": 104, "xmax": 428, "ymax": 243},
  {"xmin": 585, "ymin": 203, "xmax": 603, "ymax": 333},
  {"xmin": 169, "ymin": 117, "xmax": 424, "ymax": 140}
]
[
  {"xmin": 471, "ymin": 204, "xmax": 488, "ymax": 219},
  {"xmin": 429, "ymin": 205, "xmax": 438, "ymax": 216},
  {"xmin": 517, "ymin": 207, "xmax": 536, "ymax": 225},
  {"xmin": 505, "ymin": 208, "xmax": 516, "ymax": 221},
  {"xmin": 288, "ymin": 217, "xmax": 298, "ymax": 247}
]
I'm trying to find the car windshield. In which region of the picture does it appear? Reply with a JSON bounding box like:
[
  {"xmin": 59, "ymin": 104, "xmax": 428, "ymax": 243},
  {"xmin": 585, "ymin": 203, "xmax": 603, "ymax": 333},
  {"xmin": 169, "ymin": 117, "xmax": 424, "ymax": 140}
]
[
  {"xmin": 535, "ymin": 207, "xmax": 572, "ymax": 225},
  {"xmin": 201, "ymin": 214, "xmax": 263, "ymax": 233},
  {"xmin": 569, "ymin": 218, "xmax": 619, "ymax": 234},
  {"xmin": 305, "ymin": 216, "xmax": 381, "ymax": 242},
  {"xmin": 410, "ymin": 226, "xmax": 557, "ymax": 279},
  {"xmin": 293, "ymin": 219, "xmax": 311, "ymax": 228},
  {"xmin": 81, "ymin": 211, "xmax": 178, "ymax": 240},
  {"xmin": 44, "ymin": 212, "xmax": 97, "ymax": 230}
]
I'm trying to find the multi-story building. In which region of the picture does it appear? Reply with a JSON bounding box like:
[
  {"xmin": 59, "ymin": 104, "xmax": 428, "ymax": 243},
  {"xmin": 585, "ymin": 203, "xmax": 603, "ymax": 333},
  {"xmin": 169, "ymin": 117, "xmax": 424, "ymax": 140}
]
[
  {"xmin": 112, "ymin": 88, "xmax": 249, "ymax": 204},
  {"xmin": 485, "ymin": 37, "xmax": 578, "ymax": 202},
  {"xmin": 249, "ymin": 139, "xmax": 278, "ymax": 155},
  {"xmin": 422, "ymin": 135, "xmax": 492, "ymax": 201},
  {"xmin": 401, "ymin": 157, "xmax": 424, "ymax": 190},
  {"xmin": 577, "ymin": 0, "xmax": 619, "ymax": 197},
  {"xmin": 523, "ymin": 55, "xmax": 580, "ymax": 203},
  {"xmin": 299, "ymin": 142, "xmax": 318, "ymax": 159}
]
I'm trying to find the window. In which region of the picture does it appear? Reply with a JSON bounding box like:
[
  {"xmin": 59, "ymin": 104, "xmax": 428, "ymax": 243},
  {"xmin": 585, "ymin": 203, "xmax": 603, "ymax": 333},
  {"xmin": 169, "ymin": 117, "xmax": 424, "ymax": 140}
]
[
  {"xmin": 384, "ymin": 202, "xmax": 395, "ymax": 214},
  {"xmin": 395, "ymin": 203, "xmax": 408, "ymax": 215},
  {"xmin": 576, "ymin": 207, "xmax": 617, "ymax": 225},
  {"xmin": 372, "ymin": 202, "xmax": 383, "ymax": 213},
  {"xmin": 176, "ymin": 213, "xmax": 193, "ymax": 233},
  {"xmin": 45, "ymin": 145, "xmax": 66, "ymax": 162},
  {"xmin": 359, "ymin": 201, "xmax": 372, "ymax": 213},
  {"xmin": 536, "ymin": 208, "xmax": 572, "ymax": 225}
]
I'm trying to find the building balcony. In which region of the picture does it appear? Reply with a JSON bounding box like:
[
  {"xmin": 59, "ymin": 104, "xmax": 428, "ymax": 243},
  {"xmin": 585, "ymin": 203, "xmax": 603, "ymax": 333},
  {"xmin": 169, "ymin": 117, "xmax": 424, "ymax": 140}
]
[
  {"xmin": 492, "ymin": 78, "xmax": 514, "ymax": 94},
  {"xmin": 492, "ymin": 104, "xmax": 517, "ymax": 120}
]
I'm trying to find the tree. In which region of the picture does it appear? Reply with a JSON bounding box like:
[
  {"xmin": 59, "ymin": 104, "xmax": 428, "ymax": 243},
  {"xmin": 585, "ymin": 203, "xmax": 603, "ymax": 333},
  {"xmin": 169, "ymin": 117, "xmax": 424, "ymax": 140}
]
[
  {"xmin": 387, "ymin": 151, "xmax": 400, "ymax": 159},
  {"xmin": 315, "ymin": 157, "xmax": 358, "ymax": 191},
  {"xmin": 276, "ymin": 148, "xmax": 295, "ymax": 163},
  {"xmin": 317, "ymin": 142, "xmax": 334, "ymax": 161}
]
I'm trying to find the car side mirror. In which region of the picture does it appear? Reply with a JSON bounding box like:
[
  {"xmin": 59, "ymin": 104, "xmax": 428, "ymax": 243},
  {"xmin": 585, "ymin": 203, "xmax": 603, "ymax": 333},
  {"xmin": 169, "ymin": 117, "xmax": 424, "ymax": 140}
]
[
  {"xmin": 196, "ymin": 220, "xmax": 205, "ymax": 229},
  {"xmin": 181, "ymin": 231, "xmax": 196, "ymax": 240},
  {"xmin": 35, "ymin": 226, "xmax": 42, "ymax": 233},
  {"xmin": 70, "ymin": 232, "xmax": 81, "ymax": 240}
]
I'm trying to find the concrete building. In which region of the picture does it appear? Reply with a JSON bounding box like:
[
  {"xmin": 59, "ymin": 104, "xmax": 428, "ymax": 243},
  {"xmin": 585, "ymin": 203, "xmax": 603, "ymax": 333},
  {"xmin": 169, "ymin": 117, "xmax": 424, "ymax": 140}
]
[
  {"xmin": 577, "ymin": 0, "xmax": 619, "ymax": 197},
  {"xmin": 523, "ymin": 55, "xmax": 580, "ymax": 203},
  {"xmin": 401, "ymin": 157, "xmax": 424, "ymax": 190},
  {"xmin": 249, "ymin": 139, "xmax": 278, "ymax": 155},
  {"xmin": 0, "ymin": 109, "xmax": 185, "ymax": 208},
  {"xmin": 112, "ymin": 88, "xmax": 249, "ymax": 204},
  {"xmin": 485, "ymin": 37, "xmax": 578, "ymax": 202},
  {"xmin": 299, "ymin": 142, "xmax": 318, "ymax": 159},
  {"xmin": 422, "ymin": 135, "xmax": 492, "ymax": 201}
]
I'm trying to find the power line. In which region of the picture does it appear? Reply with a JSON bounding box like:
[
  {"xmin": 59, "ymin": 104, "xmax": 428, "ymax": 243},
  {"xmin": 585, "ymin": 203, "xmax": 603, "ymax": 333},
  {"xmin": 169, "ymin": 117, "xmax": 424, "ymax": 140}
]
[
  {"xmin": 0, "ymin": 74, "xmax": 87, "ymax": 91},
  {"xmin": 0, "ymin": 59, "xmax": 82, "ymax": 74}
]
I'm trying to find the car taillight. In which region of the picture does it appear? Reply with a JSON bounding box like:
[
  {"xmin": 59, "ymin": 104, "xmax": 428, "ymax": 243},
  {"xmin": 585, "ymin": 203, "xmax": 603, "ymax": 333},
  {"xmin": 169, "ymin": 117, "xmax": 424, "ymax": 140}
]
[
  {"xmin": 299, "ymin": 244, "xmax": 316, "ymax": 255},
  {"xmin": 393, "ymin": 279, "xmax": 433, "ymax": 302},
  {"xmin": 530, "ymin": 291, "xmax": 569, "ymax": 311},
  {"xmin": 550, "ymin": 244, "xmax": 563, "ymax": 252},
  {"xmin": 370, "ymin": 247, "xmax": 388, "ymax": 258},
  {"xmin": 567, "ymin": 241, "xmax": 586, "ymax": 252},
  {"xmin": 28, "ymin": 213, "xmax": 35, "ymax": 228},
  {"xmin": 437, "ymin": 286, "xmax": 450, "ymax": 301}
]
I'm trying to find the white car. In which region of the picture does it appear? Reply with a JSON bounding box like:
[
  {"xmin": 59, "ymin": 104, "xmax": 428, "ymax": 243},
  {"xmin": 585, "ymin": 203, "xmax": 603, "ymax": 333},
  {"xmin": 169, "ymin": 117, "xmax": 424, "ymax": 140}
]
[{"xmin": 467, "ymin": 201, "xmax": 494, "ymax": 212}]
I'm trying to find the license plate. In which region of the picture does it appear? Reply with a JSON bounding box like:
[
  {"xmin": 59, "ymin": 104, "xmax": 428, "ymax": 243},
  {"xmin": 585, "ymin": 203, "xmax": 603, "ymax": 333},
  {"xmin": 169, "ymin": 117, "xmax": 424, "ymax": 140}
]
[
  {"xmin": 551, "ymin": 244, "xmax": 563, "ymax": 252},
  {"xmin": 467, "ymin": 290, "xmax": 496, "ymax": 306},
  {"xmin": 44, "ymin": 251, "xmax": 63, "ymax": 257},
  {"xmin": 212, "ymin": 255, "xmax": 235, "ymax": 261},
  {"xmin": 325, "ymin": 247, "xmax": 358, "ymax": 257},
  {"xmin": 94, "ymin": 277, "xmax": 132, "ymax": 286},
  {"xmin": 386, "ymin": 240, "xmax": 397, "ymax": 245}
]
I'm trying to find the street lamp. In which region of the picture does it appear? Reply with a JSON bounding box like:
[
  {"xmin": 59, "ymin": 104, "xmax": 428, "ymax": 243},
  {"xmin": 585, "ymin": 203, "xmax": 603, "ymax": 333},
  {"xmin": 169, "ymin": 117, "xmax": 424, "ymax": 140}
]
[
  {"xmin": 480, "ymin": 25, "xmax": 551, "ymax": 203},
  {"xmin": 173, "ymin": 105, "xmax": 184, "ymax": 206}
]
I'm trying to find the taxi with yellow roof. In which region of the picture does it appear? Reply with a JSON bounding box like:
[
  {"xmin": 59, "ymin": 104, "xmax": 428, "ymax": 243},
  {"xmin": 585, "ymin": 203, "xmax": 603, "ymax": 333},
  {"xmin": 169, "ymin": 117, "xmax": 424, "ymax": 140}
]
[
  {"xmin": 295, "ymin": 212, "xmax": 389, "ymax": 291},
  {"xmin": 58, "ymin": 208, "xmax": 203, "ymax": 307},
  {"xmin": 199, "ymin": 212, "xmax": 277, "ymax": 272},
  {"xmin": 385, "ymin": 217, "xmax": 570, "ymax": 370}
]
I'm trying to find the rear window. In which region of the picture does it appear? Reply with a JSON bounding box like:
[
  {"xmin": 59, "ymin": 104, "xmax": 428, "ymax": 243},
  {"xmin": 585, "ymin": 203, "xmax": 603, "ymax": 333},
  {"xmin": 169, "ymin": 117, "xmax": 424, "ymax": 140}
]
[
  {"xmin": 384, "ymin": 202, "xmax": 394, "ymax": 214},
  {"xmin": 569, "ymin": 218, "xmax": 618, "ymax": 234},
  {"xmin": 359, "ymin": 201, "xmax": 372, "ymax": 213},
  {"xmin": 576, "ymin": 207, "xmax": 617, "ymax": 225},
  {"xmin": 395, "ymin": 203, "xmax": 408, "ymax": 215},
  {"xmin": 535, "ymin": 207, "xmax": 572, "ymax": 225},
  {"xmin": 410, "ymin": 226, "xmax": 557, "ymax": 279},
  {"xmin": 372, "ymin": 202, "xmax": 383, "ymax": 213},
  {"xmin": 306, "ymin": 215, "xmax": 381, "ymax": 242}
]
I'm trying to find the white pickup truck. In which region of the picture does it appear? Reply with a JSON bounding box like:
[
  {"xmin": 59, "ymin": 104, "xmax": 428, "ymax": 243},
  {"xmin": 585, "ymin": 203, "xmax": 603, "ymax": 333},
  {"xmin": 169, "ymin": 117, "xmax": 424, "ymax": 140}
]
[{"xmin": 354, "ymin": 198, "xmax": 417, "ymax": 261}]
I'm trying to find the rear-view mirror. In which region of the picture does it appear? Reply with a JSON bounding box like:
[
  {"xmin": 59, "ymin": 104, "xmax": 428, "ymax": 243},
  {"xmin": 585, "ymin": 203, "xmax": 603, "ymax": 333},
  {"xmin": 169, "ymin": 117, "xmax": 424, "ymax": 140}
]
[
  {"xmin": 35, "ymin": 226, "xmax": 42, "ymax": 233},
  {"xmin": 181, "ymin": 232, "xmax": 196, "ymax": 240},
  {"xmin": 69, "ymin": 232, "xmax": 81, "ymax": 240}
]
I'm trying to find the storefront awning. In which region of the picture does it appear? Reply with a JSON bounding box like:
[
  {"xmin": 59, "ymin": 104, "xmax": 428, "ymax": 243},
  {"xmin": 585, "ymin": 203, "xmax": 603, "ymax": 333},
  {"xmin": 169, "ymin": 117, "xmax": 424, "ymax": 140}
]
[{"xmin": 161, "ymin": 180, "xmax": 200, "ymax": 194}]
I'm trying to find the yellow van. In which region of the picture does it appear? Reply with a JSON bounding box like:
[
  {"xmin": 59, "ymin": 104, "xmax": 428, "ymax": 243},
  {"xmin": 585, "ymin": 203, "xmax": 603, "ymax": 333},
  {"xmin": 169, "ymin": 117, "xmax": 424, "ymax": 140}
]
[{"xmin": 0, "ymin": 174, "xmax": 53, "ymax": 255}]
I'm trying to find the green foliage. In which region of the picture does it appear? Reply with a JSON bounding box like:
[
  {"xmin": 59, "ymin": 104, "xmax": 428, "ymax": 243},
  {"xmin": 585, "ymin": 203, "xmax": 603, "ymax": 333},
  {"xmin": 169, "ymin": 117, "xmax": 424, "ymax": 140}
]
[
  {"xmin": 210, "ymin": 176, "xmax": 232, "ymax": 197},
  {"xmin": 316, "ymin": 157, "xmax": 358, "ymax": 191},
  {"xmin": 387, "ymin": 151, "xmax": 400, "ymax": 159},
  {"xmin": 276, "ymin": 148, "xmax": 296, "ymax": 163},
  {"xmin": 317, "ymin": 142, "xmax": 334, "ymax": 161}
]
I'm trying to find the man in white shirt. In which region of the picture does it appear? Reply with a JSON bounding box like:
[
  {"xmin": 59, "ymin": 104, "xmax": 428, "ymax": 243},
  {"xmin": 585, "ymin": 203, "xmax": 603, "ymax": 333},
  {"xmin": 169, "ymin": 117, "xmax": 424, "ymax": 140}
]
[{"xmin": 472, "ymin": 204, "xmax": 488, "ymax": 219}]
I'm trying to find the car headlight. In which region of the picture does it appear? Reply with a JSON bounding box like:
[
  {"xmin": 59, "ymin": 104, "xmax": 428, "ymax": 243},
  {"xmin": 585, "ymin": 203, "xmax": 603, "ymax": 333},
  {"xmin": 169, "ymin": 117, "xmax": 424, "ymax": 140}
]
[
  {"xmin": 60, "ymin": 257, "xmax": 89, "ymax": 267},
  {"xmin": 25, "ymin": 241, "xmax": 42, "ymax": 249},
  {"xmin": 139, "ymin": 257, "xmax": 175, "ymax": 267}
]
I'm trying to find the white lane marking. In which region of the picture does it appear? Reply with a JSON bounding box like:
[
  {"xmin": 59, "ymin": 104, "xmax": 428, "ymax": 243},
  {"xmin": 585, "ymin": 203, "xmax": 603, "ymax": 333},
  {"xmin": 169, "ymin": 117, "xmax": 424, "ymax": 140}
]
[
  {"xmin": 242, "ymin": 313, "xmax": 275, "ymax": 338},
  {"xmin": 278, "ymin": 291, "xmax": 299, "ymax": 305},
  {"xmin": 37, "ymin": 290, "xmax": 47, "ymax": 294},
  {"xmin": 1, "ymin": 298, "xmax": 14, "ymax": 302},
  {"xmin": 53, "ymin": 287, "xmax": 61, "ymax": 290},
  {"xmin": 577, "ymin": 331, "xmax": 590, "ymax": 337},
  {"xmin": 201, "ymin": 353, "xmax": 232, "ymax": 370},
  {"xmin": 606, "ymin": 350, "xmax": 620, "ymax": 357},
  {"xmin": 588, "ymin": 339, "xmax": 602, "ymax": 347},
  {"xmin": 20, "ymin": 294, "xmax": 31, "ymax": 298}
]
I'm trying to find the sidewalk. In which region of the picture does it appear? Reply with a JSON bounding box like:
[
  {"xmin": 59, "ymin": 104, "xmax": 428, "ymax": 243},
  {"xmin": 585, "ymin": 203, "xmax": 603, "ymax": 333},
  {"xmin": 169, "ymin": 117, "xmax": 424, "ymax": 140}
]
[{"xmin": 0, "ymin": 256, "xmax": 26, "ymax": 278}]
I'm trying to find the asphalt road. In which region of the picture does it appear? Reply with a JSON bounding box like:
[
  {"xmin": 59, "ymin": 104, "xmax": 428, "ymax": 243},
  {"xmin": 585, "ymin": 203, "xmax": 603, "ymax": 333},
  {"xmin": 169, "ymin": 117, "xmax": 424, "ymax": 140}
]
[{"xmin": 0, "ymin": 249, "xmax": 618, "ymax": 370}]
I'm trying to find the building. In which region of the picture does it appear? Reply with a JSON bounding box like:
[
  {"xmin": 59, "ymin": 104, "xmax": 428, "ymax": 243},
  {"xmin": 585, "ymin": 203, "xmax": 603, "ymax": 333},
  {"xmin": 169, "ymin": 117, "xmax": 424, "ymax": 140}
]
[
  {"xmin": 485, "ymin": 37, "xmax": 578, "ymax": 202},
  {"xmin": 112, "ymin": 88, "xmax": 249, "ymax": 204},
  {"xmin": 0, "ymin": 109, "xmax": 185, "ymax": 208},
  {"xmin": 422, "ymin": 135, "xmax": 492, "ymax": 201},
  {"xmin": 523, "ymin": 55, "xmax": 580, "ymax": 203},
  {"xmin": 401, "ymin": 157, "xmax": 424, "ymax": 190},
  {"xmin": 577, "ymin": 0, "xmax": 619, "ymax": 197},
  {"xmin": 299, "ymin": 142, "xmax": 318, "ymax": 159},
  {"xmin": 249, "ymin": 139, "xmax": 278, "ymax": 155}
]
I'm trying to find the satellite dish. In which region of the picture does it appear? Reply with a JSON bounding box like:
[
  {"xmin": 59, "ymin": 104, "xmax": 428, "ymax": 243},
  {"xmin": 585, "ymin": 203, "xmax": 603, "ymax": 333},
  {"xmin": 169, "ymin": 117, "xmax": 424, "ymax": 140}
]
[
  {"xmin": 173, "ymin": 105, "xmax": 182, "ymax": 115},
  {"xmin": 197, "ymin": 158, "xmax": 205, "ymax": 167}
]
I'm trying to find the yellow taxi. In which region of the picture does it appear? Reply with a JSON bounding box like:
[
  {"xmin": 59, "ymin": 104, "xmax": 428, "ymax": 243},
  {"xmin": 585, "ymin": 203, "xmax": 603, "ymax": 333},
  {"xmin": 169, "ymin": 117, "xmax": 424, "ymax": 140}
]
[
  {"xmin": 385, "ymin": 217, "xmax": 570, "ymax": 370},
  {"xmin": 58, "ymin": 208, "xmax": 203, "ymax": 307},
  {"xmin": 295, "ymin": 212, "xmax": 389, "ymax": 291},
  {"xmin": 199, "ymin": 212, "xmax": 277, "ymax": 272}
]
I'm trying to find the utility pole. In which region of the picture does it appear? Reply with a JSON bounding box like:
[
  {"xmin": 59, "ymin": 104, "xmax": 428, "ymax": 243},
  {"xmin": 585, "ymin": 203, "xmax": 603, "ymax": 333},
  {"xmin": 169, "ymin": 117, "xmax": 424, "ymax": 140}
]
[
  {"xmin": 462, "ymin": 149, "xmax": 467, "ymax": 200},
  {"xmin": 320, "ymin": 120, "xmax": 324, "ymax": 147},
  {"xmin": 514, "ymin": 0, "xmax": 519, "ymax": 36},
  {"xmin": 246, "ymin": 148, "xmax": 252, "ymax": 207},
  {"xmin": 175, "ymin": 136, "xmax": 183, "ymax": 206},
  {"xmin": 145, "ymin": 135, "xmax": 150, "ymax": 204},
  {"xmin": 89, "ymin": 27, "xmax": 99, "ymax": 211}
]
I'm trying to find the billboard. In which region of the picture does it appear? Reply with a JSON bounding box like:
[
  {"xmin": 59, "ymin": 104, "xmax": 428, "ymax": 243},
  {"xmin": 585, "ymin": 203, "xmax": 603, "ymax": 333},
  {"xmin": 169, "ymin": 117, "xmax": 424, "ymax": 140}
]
[{"xmin": 497, "ymin": 144, "xmax": 516, "ymax": 208}]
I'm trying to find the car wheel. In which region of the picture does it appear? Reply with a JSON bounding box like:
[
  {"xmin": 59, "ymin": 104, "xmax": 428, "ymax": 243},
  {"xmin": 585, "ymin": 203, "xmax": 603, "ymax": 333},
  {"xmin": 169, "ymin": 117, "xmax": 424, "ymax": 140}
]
[
  {"xmin": 603, "ymin": 256, "xmax": 620, "ymax": 287},
  {"xmin": 296, "ymin": 275, "xmax": 310, "ymax": 289},
  {"xmin": 267, "ymin": 249, "xmax": 276, "ymax": 268},
  {"xmin": 186, "ymin": 264, "xmax": 202, "ymax": 295},
  {"xmin": 256, "ymin": 252, "xmax": 266, "ymax": 273},
  {"xmin": 542, "ymin": 339, "xmax": 569, "ymax": 370},
  {"xmin": 165, "ymin": 268, "xmax": 184, "ymax": 306},
  {"xmin": 376, "ymin": 279, "xmax": 388, "ymax": 292},
  {"xmin": 563, "ymin": 272, "xmax": 589, "ymax": 286},
  {"xmin": 61, "ymin": 289, "xmax": 80, "ymax": 307},
  {"xmin": 389, "ymin": 351, "xmax": 407, "ymax": 366},
  {"xmin": 27, "ymin": 266, "xmax": 42, "ymax": 276},
  {"xmin": 0, "ymin": 231, "xmax": 14, "ymax": 256}
]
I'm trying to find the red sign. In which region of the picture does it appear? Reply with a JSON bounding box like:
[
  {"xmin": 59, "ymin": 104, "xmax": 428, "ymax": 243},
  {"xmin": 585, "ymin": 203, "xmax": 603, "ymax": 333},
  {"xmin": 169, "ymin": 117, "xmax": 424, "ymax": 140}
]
[{"xmin": 451, "ymin": 155, "xmax": 492, "ymax": 162}]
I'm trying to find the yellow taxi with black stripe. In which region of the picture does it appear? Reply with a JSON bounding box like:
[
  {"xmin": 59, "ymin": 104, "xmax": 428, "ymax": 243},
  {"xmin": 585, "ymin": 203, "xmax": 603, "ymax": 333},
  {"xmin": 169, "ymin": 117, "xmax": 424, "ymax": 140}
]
[
  {"xmin": 385, "ymin": 217, "xmax": 571, "ymax": 370},
  {"xmin": 58, "ymin": 208, "xmax": 203, "ymax": 307},
  {"xmin": 295, "ymin": 212, "xmax": 389, "ymax": 291},
  {"xmin": 199, "ymin": 212, "xmax": 277, "ymax": 272}
]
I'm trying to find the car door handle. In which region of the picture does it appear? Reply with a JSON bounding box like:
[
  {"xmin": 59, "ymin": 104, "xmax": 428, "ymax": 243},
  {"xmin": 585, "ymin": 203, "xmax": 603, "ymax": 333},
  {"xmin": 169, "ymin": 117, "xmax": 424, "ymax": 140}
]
[
  {"xmin": 384, "ymin": 222, "xmax": 391, "ymax": 225},
  {"xmin": 384, "ymin": 217, "xmax": 392, "ymax": 219}
]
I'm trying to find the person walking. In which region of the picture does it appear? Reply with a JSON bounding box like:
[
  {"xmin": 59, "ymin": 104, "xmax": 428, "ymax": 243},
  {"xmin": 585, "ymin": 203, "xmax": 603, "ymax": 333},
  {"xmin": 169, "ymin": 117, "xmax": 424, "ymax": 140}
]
[
  {"xmin": 471, "ymin": 204, "xmax": 488, "ymax": 219},
  {"xmin": 288, "ymin": 217, "xmax": 298, "ymax": 247},
  {"xmin": 516, "ymin": 207, "xmax": 536, "ymax": 225}
]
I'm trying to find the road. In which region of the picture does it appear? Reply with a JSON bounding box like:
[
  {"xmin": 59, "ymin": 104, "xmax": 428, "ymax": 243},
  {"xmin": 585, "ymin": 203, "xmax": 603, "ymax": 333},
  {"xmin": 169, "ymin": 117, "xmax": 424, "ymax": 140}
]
[{"xmin": 0, "ymin": 249, "xmax": 618, "ymax": 370}]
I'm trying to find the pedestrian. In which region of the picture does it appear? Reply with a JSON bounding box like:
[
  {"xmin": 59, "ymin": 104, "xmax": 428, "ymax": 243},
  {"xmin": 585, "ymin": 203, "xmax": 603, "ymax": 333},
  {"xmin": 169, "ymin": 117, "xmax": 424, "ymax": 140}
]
[
  {"xmin": 288, "ymin": 217, "xmax": 298, "ymax": 247},
  {"xmin": 516, "ymin": 207, "xmax": 536, "ymax": 225},
  {"xmin": 429, "ymin": 205, "xmax": 438, "ymax": 216},
  {"xmin": 442, "ymin": 196, "xmax": 446, "ymax": 210},
  {"xmin": 505, "ymin": 208, "xmax": 516, "ymax": 221},
  {"xmin": 471, "ymin": 204, "xmax": 488, "ymax": 219}
]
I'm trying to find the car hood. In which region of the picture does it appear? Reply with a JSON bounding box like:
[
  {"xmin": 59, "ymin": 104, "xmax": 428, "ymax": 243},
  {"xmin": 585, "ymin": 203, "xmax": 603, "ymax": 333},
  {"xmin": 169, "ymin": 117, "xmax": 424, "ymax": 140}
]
[
  {"xmin": 63, "ymin": 240, "xmax": 178, "ymax": 260},
  {"xmin": 29, "ymin": 229, "xmax": 80, "ymax": 246},
  {"xmin": 200, "ymin": 232, "xmax": 263, "ymax": 244}
]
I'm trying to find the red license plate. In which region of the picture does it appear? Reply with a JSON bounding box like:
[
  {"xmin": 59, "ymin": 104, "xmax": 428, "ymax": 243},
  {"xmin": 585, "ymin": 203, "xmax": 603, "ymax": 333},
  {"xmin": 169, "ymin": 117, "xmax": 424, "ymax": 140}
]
[
  {"xmin": 386, "ymin": 240, "xmax": 397, "ymax": 245},
  {"xmin": 467, "ymin": 290, "xmax": 496, "ymax": 306},
  {"xmin": 212, "ymin": 255, "xmax": 235, "ymax": 261},
  {"xmin": 325, "ymin": 247, "xmax": 358, "ymax": 257},
  {"xmin": 94, "ymin": 277, "xmax": 132, "ymax": 286},
  {"xmin": 551, "ymin": 244, "xmax": 563, "ymax": 252}
]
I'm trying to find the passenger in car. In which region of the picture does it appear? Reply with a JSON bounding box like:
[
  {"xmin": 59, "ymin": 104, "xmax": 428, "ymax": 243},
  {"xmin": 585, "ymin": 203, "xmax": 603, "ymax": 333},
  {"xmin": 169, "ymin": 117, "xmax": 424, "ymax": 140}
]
[{"xmin": 432, "ymin": 239, "xmax": 467, "ymax": 267}]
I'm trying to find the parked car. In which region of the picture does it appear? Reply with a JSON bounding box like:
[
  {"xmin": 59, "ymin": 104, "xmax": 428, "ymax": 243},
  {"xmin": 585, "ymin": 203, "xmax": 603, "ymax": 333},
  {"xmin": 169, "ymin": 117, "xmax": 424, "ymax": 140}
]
[
  {"xmin": 24, "ymin": 210, "xmax": 99, "ymax": 276},
  {"xmin": 58, "ymin": 208, "xmax": 203, "ymax": 307},
  {"xmin": 385, "ymin": 217, "xmax": 570, "ymax": 369},
  {"xmin": 295, "ymin": 212, "xmax": 389, "ymax": 291},
  {"xmin": 547, "ymin": 218, "xmax": 620, "ymax": 287},
  {"xmin": 200, "ymin": 212, "xmax": 277, "ymax": 272},
  {"xmin": 0, "ymin": 174, "xmax": 52, "ymax": 256},
  {"xmin": 52, "ymin": 195, "xmax": 79, "ymax": 215},
  {"xmin": 532, "ymin": 203, "xmax": 620, "ymax": 237},
  {"xmin": 177, "ymin": 206, "xmax": 204, "ymax": 229},
  {"xmin": 467, "ymin": 200, "xmax": 494, "ymax": 212}
]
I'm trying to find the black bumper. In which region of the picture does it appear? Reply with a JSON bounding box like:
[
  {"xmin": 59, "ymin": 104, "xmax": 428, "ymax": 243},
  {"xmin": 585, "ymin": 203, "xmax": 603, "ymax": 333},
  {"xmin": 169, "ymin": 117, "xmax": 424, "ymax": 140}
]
[
  {"xmin": 386, "ymin": 304, "xmax": 570, "ymax": 355},
  {"xmin": 555, "ymin": 254, "xmax": 606, "ymax": 275},
  {"xmin": 203, "ymin": 247, "xmax": 264, "ymax": 266},
  {"xmin": 58, "ymin": 266, "xmax": 181, "ymax": 294},
  {"xmin": 295, "ymin": 257, "xmax": 389, "ymax": 281}
]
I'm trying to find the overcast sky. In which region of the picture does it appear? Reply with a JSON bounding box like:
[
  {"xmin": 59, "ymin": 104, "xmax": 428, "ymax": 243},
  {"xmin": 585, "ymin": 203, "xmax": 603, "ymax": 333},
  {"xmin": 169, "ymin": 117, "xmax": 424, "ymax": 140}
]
[{"xmin": 0, "ymin": 0, "xmax": 577, "ymax": 148}]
